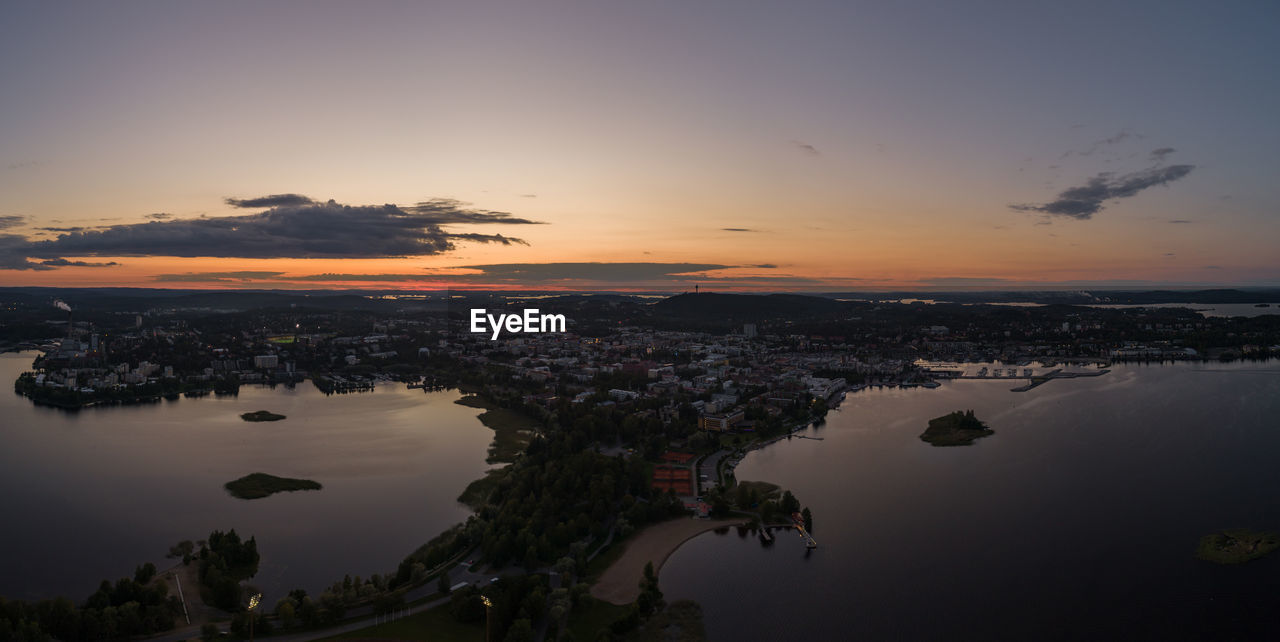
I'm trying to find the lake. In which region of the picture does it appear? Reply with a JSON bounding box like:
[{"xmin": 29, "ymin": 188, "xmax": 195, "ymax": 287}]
[
  {"xmin": 853, "ymin": 299, "xmax": 1280, "ymax": 318},
  {"xmin": 661, "ymin": 360, "xmax": 1280, "ymax": 640},
  {"xmin": 0, "ymin": 351, "xmax": 493, "ymax": 602}
]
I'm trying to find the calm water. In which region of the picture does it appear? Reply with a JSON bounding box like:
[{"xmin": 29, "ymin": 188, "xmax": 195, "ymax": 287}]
[
  {"xmin": 864, "ymin": 299, "xmax": 1280, "ymax": 318},
  {"xmin": 662, "ymin": 361, "xmax": 1280, "ymax": 640},
  {"xmin": 0, "ymin": 352, "xmax": 493, "ymax": 602},
  {"xmin": 1087, "ymin": 302, "xmax": 1280, "ymax": 318}
]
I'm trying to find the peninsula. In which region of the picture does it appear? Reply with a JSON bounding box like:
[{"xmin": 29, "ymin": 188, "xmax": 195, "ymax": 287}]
[
  {"xmin": 224, "ymin": 472, "xmax": 321, "ymax": 499},
  {"xmin": 920, "ymin": 410, "xmax": 994, "ymax": 447}
]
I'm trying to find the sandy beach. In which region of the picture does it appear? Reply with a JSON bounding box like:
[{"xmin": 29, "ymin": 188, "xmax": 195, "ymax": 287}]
[{"xmin": 591, "ymin": 517, "xmax": 743, "ymax": 605}]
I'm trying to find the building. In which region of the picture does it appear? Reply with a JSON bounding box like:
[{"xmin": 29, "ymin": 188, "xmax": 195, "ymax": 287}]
[
  {"xmin": 253, "ymin": 354, "xmax": 279, "ymax": 369},
  {"xmin": 699, "ymin": 409, "xmax": 745, "ymax": 432}
]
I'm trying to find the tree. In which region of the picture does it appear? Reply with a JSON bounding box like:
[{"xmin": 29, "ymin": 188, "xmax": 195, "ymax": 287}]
[
  {"xmin": 200, "ymin": 623, "xmax": 220, "ymax": 642},
  {"xmin": 449, "ymin": 589, "xmax": 485, "ymax": 623},
  {"xmin": 319, "ymin": 591, "xmax": 346, "ymax": 623},
  {"xmin": 780, "ymin": 490, "xmax": 800, "ymax": 514},
  {"xmin": 438, "ymin": 572, "xmax": 453, "ymax": 595},
  {"xmin": 134, "ymin": 562, "xmax": 157, "ymax": 584},
  {"xmin": 637, "ymin": 562, "xmax": 664, "ymax": 617},
  {"xmin": 550, "ymin": 558, "xmax": 577, "ymax": 590},
  {"xmin": 274, "ymin": 599, "xmax": 297, "ymax": 629},
  {"xmin": 802, "ymin": 507, "xmax": 814, "ymax": 533},
  {"xmin": 504, "ymin": 618, "xmax": 535, "ymax": 642},
  {"xmin": 297, "ymin": 597, "xmax": 320, "ymax": 627}
]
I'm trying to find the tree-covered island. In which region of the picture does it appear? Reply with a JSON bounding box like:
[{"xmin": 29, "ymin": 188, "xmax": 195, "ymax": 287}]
[
  {"xmin": 240, "ymin": 409, "xmax": 286, "ymax": 422},
  {"xmin": 224, "ymin": 472, "xmax": 322, "ymax": 499},
  {"xmin": 1196, "ymin": 529, "xmax": 1280, "ymax": 564},
  {"xmin": 920, "ymin": 410, "xmax": 994, "ymax": 447}
]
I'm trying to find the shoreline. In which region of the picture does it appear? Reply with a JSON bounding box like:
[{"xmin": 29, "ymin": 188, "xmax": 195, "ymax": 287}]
[{"xmin": 591, "ymin": 518, "xmax": 744, "ymax": 606}]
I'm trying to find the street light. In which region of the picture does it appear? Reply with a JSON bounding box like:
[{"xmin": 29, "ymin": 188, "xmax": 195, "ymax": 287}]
[
  {"xmin": 481, "ymin": 595, "xmax": 493, "ymax": 642},
  {"xmin": 247, "ymin": 593, "xmax": 262, "ymax": 642}
]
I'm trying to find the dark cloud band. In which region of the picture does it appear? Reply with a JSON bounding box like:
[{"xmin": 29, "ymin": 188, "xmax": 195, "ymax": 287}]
[
  {"xmin": 1011, "ymin": 164, "xmax": 1195, "ymax": 219},
  {"xmin": 225, "ymin": 194, "xmax": 315, "ymax": 208},
  {"xmin": 0, "ymin": 196, "xmax": 543, "ymax": 268}
]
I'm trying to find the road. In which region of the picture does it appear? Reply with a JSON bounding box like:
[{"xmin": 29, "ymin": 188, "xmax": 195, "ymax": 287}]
[
  {"xmin": 697, "ymin": 448, "xmax": 730, "ymax": 494},
  {"xmin": 149, "ymin": 549, "xmax": 503, "ymax": 642}
]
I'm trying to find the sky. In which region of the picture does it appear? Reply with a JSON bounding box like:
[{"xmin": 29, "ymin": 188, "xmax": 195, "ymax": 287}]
[{"xmin": 1, "ymin": 0, "xmax": 1278, "ymax": 291}]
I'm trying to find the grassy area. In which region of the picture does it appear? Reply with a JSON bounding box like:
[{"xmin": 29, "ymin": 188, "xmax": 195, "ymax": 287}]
[
  {"xmin": 457, "ymin": 467, "xmax": 510, "ymax": 510},
  {"xmin": 224, "ymin": 472, "xmax": 321, "ymax": 499},
  {"xmin": 240, "ymin": 409, "xmax": 286, "ymax": 422},
  {"xmin": 455, "ymin": 395, "xmax": 539, "ymax": 463},
  {"xmin": 566, "ymin": 599, "xmax": 631, "ymax": 641},
  {"xmin": 319, "ymin": 602, "xmax": 484, "ymax": 641},
  {"xmin": 582, "ymin": 527, "xmax": 642, "ymax": 581},
  {"xmin": 1196, "ymin": 529, "xmax": 1280, "ymax": 564},
  {"xmin": 629, "ymin": 600, "xmax": 708, "ymax": 642},
  {"xmin": 735, "ymin": 480, "xmax": 780, "ymax": 499},
  {"xmin": 454, "ymin": 394, "xmax": 490, "ymax": 409}
]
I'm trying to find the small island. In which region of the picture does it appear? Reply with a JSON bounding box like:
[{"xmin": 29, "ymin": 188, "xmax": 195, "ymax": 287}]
[
  {"xmin": 240, "ymin": 410, "xmax": 286, "ymax": 422},
  {"xmin": 224, "ymin": 472, "xmax": 322, "ymax": 499},
  {"xmin": 920, "ymin": 410, "xmax": 994, "ymax": 447},
  {"xmin": 1196, "ymin": 529, "xmax": 1280, "ymax": 564}
]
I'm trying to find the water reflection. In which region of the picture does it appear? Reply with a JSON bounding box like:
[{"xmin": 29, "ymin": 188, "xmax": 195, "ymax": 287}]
[
  {"xmin": 661, "ymin": 360, "xmax": 1280, "ymax": 640},
  {"xmin": 0, "ymin": 351, "xmax": 493, "ymax": 601}
]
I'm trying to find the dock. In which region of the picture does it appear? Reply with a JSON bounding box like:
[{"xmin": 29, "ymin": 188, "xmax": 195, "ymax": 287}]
[
  {"xmin": 795, "ymin": 524, "xmax": 818, "ymax": 549},
  {"xmin": 1010, "ymin": 368, "xmax": 1109, "ymax": 392}
]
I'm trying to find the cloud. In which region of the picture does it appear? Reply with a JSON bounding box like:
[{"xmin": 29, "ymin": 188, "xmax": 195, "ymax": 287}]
[
  {"xmin": 404, "ymin": 199, "xmax": 545, "ymax": 225},
  {"xmin": 1149, "ymin": 147, "xmax": 1176, "ymax": 162},
  {"xmin": 1099, "ymin": 130, "xmax": 1139, "ymax": 146},
  {"xmin": 35, "ymin": 226, "xmax": 88, "ymax": 233},
  {"xmin": 1059, "ymin": 129, "xmax": 1143, "ymax": 159},
  {"xmin": 435, "ymin": 263, "xmax": 823, "ymax": 287},
  {"xmin": 1010, "ymin": 164, "xmax": 1195, "ymax": 219},
  {"xmin": 38, "ymin": 258, "xmax": 119, "ymax": 267},
  {"xmin": 721, "ymin": 228, "xmax": 757, "ymax": 232},
  {"xmin": 146, "ymin": 213, "xmax": 172, "ymax": 220},
  {"xmin": 143, "ymin": 262, "xmax": 820, "ymax": 288},
  {"xmin": 225, "ymin": 194, "xmax": 315, "ymax": 208},
  {"xmin": 0, "ymin": 215, "xmax": 25, "ymax": 230},
  {"xmin": 0, "ymin": 235, "xmax": 54, "ymax": 270},
  {"xmin": 922, "ymin": 277, "xmax": 1013, "ymax": 287},
  {"xmin": 792, "ymin": 141, "xmax": 820, "ymax": 156},
  {"xmin": 447, "ymin": 232, "xmax": 527, "ymax": 246},
  {"xmin": 442, "ymin": 263, "xmax": 732, "ymax": 283},
  {"xmin": 283, "ymin": 273, "xmax": 432, "ymax": 282},
  {"xmin": 155, "ymin": 271, "xmax": 287, "ymax": 282},
  {"xmin": 1167, "ymin": 219, "xmax": 1192, "ymax": 224},
  {"xmin": 750, "ymin": 264, "xmax": 778, "ymax": 269},
  {"xmin": 11, "ymin": 197, "xmax": 541, "ymax": 263}
]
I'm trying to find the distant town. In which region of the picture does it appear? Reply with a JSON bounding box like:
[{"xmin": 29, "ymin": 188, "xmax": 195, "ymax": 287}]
[{"xmin": 5, "ymin": 289, "xmax": 1278, "ymax": 416}]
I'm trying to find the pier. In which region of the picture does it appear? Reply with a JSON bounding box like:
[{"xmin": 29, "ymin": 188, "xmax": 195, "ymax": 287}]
[
  {"xmin": 1010, "ymin": 368, "xmax": 1110, "ymax": 392},
  {"xmin": 795, "ymin": 524, "xmax": 818, "ymax": 549}
]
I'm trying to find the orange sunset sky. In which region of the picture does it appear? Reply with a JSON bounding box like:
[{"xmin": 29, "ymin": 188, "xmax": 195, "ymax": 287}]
[{"xmin": 2, "ymin": 2, "xmax": 1277, "ymax": 291}]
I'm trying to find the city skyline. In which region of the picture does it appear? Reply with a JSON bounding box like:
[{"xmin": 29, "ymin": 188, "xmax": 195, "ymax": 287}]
[{"xmin": 2, "ymin": 1, "xmax": 1278, "ymax": 291}]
